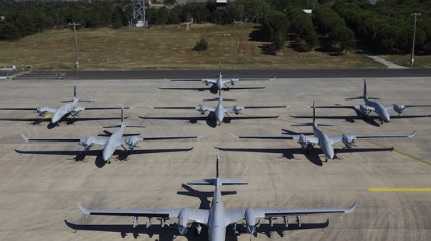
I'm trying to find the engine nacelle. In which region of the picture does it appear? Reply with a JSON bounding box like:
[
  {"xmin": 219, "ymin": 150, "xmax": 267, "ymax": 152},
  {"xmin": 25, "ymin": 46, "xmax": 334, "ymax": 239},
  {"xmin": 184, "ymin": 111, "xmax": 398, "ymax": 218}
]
[
  {"xmin": 202, "ymin": 79, "xmax": 211, "ymax": 86},
  {"xmin": 298, "ymin": 134, "xmax": 309, "ymax": 149},
  {"xmin": 178, "ymin": 209, "xmax": 190, "ymax": 235},
  {"xmin": 230, "ymin": 78, "xmax": 239, "ymax": 85},
  {"xmin": 232, "ymin": 106, "xmax": 244, "ymax": 114},
  {"xmin": 341, "ymin": 134, "xmax": 356, "ymax": 148},
  {"xmin": 359, "ymin": 104, "xmax": 373, "ymax": 115},
  {"xmin": 79, "ymin": 136, "xmax": 95, "ymax": 148},
  {"xmin": 73, "ymin": 106, "xmax": 85, "ymax": 113},
  {"xmin": 245, "ymin": 208, "xmax": 257, "ymax": 234},
  {"xmin": 195, "ymin": 104, "xmax": 206, "ymax": 114},
  {"xmin": 393, "ymin": 104, "xmax": 406, "ymax": 114},
  {"xmin": 125, "ymin": 135, "xmax": 142, "ymax": 149},
  {"xmin": 35, "ymin": 107, "xmax": 49, "ymax": 115}
]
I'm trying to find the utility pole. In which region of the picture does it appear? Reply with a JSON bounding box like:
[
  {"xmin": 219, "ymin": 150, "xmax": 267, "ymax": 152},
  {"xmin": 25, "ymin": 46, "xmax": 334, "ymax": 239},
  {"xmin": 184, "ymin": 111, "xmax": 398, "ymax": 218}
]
[
  {"xmin": 411, "ymin": 12, "xmax": 421, "ymax": 67},
  {"xmin": 68, "ymin": 22, "xmax": 81, "ymax": 71}
]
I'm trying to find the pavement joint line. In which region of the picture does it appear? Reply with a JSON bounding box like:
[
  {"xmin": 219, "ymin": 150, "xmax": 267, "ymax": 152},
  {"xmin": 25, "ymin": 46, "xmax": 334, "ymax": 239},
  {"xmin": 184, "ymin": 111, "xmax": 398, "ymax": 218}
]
[
  {"xmin": 368, "ymin": 187, "xmax": 431, "ymax": 192},
  {"xmin": 368, "ymin": 141, "xmax": 431, "ymax": 166}
]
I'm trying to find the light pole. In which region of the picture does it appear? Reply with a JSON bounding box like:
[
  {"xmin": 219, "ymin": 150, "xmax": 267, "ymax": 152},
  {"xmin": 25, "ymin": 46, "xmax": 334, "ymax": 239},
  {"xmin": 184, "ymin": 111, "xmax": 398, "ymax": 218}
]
[
  {"xmin": 411, "ymin": 12, "xmax": 421, "ymax": 67},
  {"xmin": 68, "ymin": 22, "xmax": 81, "ymax": 71}
]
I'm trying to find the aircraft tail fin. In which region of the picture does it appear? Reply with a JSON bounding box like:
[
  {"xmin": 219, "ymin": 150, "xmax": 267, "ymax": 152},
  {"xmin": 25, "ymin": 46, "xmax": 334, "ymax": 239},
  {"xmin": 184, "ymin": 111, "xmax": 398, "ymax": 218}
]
[
  {"xmin": 363, "ymin": 79, "xmax": 367, "ymax": 100},
  {"xmin": 216, "ymin": 153, "xmax": 220, "ymax": 178},
  {"xmin": 312, "ymin": 100, "xmax": 316, "ymax": 126},
  {"xmin": 121, "ymin": 107, "xmax": 125, "ymax": 123},
  {"xmin": 345, "ymin": 79, "xmax": 379, "ymax": 101},
  {"xmin": 62, "ymin": 86, "xmax": 94, "ymax": 103},
  {"xmin": 188, "ymin": 153, "xmax": 247, "ymax": 186}
]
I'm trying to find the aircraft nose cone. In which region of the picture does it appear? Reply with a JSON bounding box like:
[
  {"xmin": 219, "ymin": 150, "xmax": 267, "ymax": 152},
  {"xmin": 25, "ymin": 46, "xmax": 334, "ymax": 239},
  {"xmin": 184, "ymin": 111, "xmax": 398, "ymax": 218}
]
[
  {"xmin": 102, "ymin": 148, "xmax": 113, "ymax": 162},
  {"xmin": 384, "ymin": 112, "xmax": 391, "ymax": 122},
  {"xmin": 324, "ymin": 143, "xmax": 335, "ymax": 160},
  {"xmin": 51, "ymin": 113, "xmax": 61, "ymax": 124}
]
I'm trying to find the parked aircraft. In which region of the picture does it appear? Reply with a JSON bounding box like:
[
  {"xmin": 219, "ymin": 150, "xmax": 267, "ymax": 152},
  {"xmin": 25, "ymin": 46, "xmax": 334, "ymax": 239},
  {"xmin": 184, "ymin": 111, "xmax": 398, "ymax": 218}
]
[
  {"xmin": 218, "ymin": 101, "xmax": 414, "ymax": 162},
  {"xmin": 0, "ymin": 86, "xmax": 127, "ymax": 128},
  {"xmin": 292, "ymin": 80, "xmax": 431, "ymax": 126},
  {"xmin": 160, "ymin": 72, "xmax": 267, "ymax": 94},
  {"xmin": 65, "ymin": 155, "xmax": 356, "ymax": 241},
  {"xmin": 16, "ymin": 109, "xmax": 195, "ymax": 164},
  {"xmin": 141, "ymin": 94, "xmax": 285, "ymax": 127}
]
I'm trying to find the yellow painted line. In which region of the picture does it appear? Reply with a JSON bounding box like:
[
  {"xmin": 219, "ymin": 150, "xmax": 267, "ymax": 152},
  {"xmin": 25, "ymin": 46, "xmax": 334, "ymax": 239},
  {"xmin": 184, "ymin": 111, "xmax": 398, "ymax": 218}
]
[{"xmin": 368, "ymin": 187, "xmax": 431, "ymax": 192}]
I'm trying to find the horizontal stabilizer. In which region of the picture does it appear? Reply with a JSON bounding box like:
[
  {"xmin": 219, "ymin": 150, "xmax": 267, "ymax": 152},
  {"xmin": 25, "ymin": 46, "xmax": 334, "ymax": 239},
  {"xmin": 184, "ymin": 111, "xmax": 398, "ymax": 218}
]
[
  {"xmin": 188, "ymin": 178, "xmax": 247, "ymax": 186},
  {"xmin": 203, "ymin": 98, "xmax": 236, "ymax": 102}
]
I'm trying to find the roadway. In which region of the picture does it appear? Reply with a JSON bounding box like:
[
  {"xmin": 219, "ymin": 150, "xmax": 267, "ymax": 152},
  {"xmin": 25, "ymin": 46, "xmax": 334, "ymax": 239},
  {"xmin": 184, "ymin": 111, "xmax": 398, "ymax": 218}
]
[{"xmin": 15, "ymin": 68, "xmax": 431, "ymax": 80}]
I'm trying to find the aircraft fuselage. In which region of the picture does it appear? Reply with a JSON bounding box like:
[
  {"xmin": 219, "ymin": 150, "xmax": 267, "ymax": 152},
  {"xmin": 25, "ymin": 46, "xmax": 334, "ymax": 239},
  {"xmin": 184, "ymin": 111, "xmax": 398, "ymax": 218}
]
[
  {"xmin": 102, "ymin": 124, "xmax": 126, "ymax": 161},
  {"xmin": 364, "ymin": 99, "xmax": 390, "ymax": 122},
  {"xmin": 313, "ymin": 125, "xmax": 335, "ymax": 160},
  {"xmin": 208, "ymin": 181, "xmax": 227, "ymax": 241}
]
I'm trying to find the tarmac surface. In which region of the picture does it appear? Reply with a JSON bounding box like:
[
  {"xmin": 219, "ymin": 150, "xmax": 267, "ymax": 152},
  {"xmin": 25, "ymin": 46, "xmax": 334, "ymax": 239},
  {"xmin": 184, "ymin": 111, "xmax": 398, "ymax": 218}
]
[{"xmin": 0, "ymin": 76, "xmax": 431, "ymax": 241}]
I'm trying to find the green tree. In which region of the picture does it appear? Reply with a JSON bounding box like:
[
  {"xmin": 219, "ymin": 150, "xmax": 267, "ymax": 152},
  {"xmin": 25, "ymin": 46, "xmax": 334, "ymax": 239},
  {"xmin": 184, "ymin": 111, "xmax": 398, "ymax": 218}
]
[{"xmin": 111, "ymin": 6, "xmax": 123, "ymax": 29}]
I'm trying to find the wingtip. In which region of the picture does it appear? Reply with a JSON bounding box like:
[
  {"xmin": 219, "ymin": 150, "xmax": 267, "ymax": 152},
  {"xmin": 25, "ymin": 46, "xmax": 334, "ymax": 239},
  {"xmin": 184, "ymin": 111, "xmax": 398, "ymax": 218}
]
[
  {"xmin": 408, "ymin": 131, "xmax": 417, "ymax": 138},
  {"xmin": 64, "ymin": 219, "xmax": 78, "ymax": 231},
  {"xmin": 20, "ymin": 134, "xmax": 29, "ymax": 143},
  {"xmin": 79, "ymin": 204, "xmax": 90, "ymax": 216},
  {"xmin": 346, "ymin": 202, "xmax": 358, "ymax": 213}
]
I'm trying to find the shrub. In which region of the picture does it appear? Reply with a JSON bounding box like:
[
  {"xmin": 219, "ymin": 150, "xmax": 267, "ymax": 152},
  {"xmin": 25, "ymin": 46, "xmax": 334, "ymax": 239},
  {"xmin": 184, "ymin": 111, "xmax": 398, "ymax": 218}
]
[{"xmin": 193, "ymin": 38, "xmax": 208, "ymax": 51}]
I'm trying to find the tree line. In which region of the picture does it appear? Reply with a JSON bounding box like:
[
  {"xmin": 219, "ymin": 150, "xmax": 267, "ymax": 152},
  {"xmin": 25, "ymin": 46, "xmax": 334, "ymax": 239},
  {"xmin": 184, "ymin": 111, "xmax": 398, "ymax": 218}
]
[{"xmin": 0, "ymin": 0, "xmax": 430, "ymax": 54}]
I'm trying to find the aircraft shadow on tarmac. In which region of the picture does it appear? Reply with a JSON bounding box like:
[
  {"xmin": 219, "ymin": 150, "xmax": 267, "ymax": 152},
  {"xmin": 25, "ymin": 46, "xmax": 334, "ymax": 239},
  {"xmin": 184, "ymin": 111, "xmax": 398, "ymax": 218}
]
[
  {"xmin": 177, "ymin": 184, "xmax": 237, "ymax": 209},
  {"xmin": 65, "ymin": 216, "xmax": 329, "ymax": 241},
  {"xmin": 216, "ymin": 146, "xmax": 393, "ymax": 167},
  {"xmin": 15, "ymin": 148, "xmax": 193, "ymax": 169}
]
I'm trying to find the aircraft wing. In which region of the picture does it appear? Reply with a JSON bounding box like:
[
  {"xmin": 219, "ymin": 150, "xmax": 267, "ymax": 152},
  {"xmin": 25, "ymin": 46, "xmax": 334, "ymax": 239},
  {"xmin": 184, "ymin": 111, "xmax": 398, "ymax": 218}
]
[
  {"xmin": 239, "ymin": 135, "xmax": 294, "ymax": 140},
  {"xmin": 123, "ymin": 148, "xmax": 194, "ymax": 154},
  {"xmin": 15, "ymin": 147, "xmax": 193, "ymax": 156},
  {"xmin": 0, "ymin": 117, "xmax": 52, "ymax": 122},
  {"xmin": 334, "ymin": 147, "xmax": 394, "ymax": 153},
  {"xmin": 226, "ymin": 115, "xmax": 279, "ymax": 120},
  {"xmin": 291, "ymin": 115, "xmax": 363, "ymax": 120},
  {"xmin": 154, "ymin": 106, "xmax": 196, "ymax": 110},
  {"xmin": 159, "ymin": 86, "xmax": 266, "ymax": 91},
  {"xmin": 390, "ymin": 114, "xmax": 431, "ymax": 119},
  {"xmin": 79, "ymin": 206, "xmax": 180, "ymax": 218},
  {"xmin": 84, "ymin": 107, "xmax": 129, "ymax": 110},
  {"xmin": 170, "ymin": 79, "xmax": 202, "ymax": 81},
  {"xmin": 224, "ymin": 203, "xmax": 355, "ymax": 225},
  {"xmin": 0, "ymin": 107, "xmax": 38, "ymax": 110},
  {"xmin": 23, "ymin": 137, "xmax": 81, "ymax": 143},
  {"xmin": 225, "ymin": 86, "xmax": 266, "ymax": 90},
  {"xmin": 79, "ymin": 206, "xmax": 209, "ymax": 224},
  {"xmin": 159, "ymin": 87, "xmax": 212, "ymax": 91},
  {"xmin": 216, "ymin": 146, "xmax": 392, "ymax": 155},
  {"xmin": 140, "ymin": 116, "xmax": 208, "ymax": 121},
  {"xmin": 243, "ymin": 105, "xmax": 286, "ymax": 109},
  {"xmin": 0, "ymin": 117, "xmax": 122, "ymax": 122},
  {"xmin": 15, "ymin": 149, "xmax": 101, "ymax": 156},
  {"xmin": 0, "ymin": 107, "xmax": 58, "ymax": 113},
  {"xmin": 140, "ymin": 136, "xmax": 198, "ymax": 141},
  {"xmin": 403, "ymin": 105, "xmax": 431, "ymax": 108},
  {"xmin": 354, "ymin": 131, "xmax": 416, "ymax": 139},
  {"xmin": 330, "ymin": 132, "xmax": 415, "ymax": 145},
  {"xmin": 313, "ymin": 105, "xmax": 355, "ymax": 109}
]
